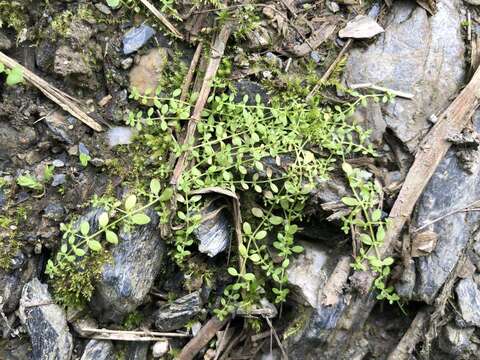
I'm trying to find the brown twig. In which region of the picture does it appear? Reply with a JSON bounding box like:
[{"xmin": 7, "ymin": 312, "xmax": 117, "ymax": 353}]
[
  {"xmin": 178, "ymin": 316, "xmax": 229, "ymax": 360},
  {"xmin": 306, "ymin": 39, "xmax": 353, "ymax": 99},
  {"xmin": 180, "ymin": 42, "xmax": 203, "ymax": 102},
  {"xmin": 264, "ymin": 317, "xmax": 288, "ymax": 359},
  {"xmin": 0, "ymin": 51, "xmax": 103, "ymax": 132},
  {"xmin": 138, "ymin": 0, "xmax": 183, "ymax": 39},
  {"xmin": 170, "ymin": 23, "xmax": 233, "ymax": 186}
]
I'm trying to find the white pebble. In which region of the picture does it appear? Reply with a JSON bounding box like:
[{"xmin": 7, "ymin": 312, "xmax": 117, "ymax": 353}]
[{"xmin": 106, "ymin": 127, "xmax": 136, "ymax": 147}]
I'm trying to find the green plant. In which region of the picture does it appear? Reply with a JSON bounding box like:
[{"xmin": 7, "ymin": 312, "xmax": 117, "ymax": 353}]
[
  {"xmin": 0, "ymin": 64, "xmax": 24, "ymax": 86},
  {"xmin": 340, "ymin": 162, "xmax": 399, "ymax": 304},
  {"xmin": 106, "ymin": 0, "xmax": 120, "ymax": 8},
  {"xmin": 16, "ymin": 165, "xmax": 55, "ymax": 196},
  {"xmin": 46, "ymin": 181, "xmax": 174, "ymax": 306},
  {"xmin": 0, "ymin": 1, "xmax": 27, "ymax": 33},
  {"xmin": 79, "ymin": 153, "xmax": 91, "ymax": 167},
  {"xmin": 127, "ymin": 79, "xmax": 395, "ymax": 319}
]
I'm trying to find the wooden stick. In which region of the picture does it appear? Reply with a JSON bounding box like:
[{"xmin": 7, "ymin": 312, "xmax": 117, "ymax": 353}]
[
  {"xmin": 170, "ymin": 23, "xmax": 232, "ymax": 186},
  {"xmin": 387, "ymin": 310, "xmax": 429, "ymax": 360},
  {"xmin": 178, "ymin": 316, "xmax": 228, "ymax": 360},
  {"xmin": 139, "ymin": 0, "xmax": 183, "ymax": 39},
  {"xmin": 76, "ymin": 327, "xmax": 189, "ymax": 342},
  {"xmin": 349, "ymin": 82, "xmax": 414, "ymax": 99},
  {"xmin": 180, "ymin": 42, "xmax": 203, "ymax": 102},
  {"xmin": 0, "ymin": 51, "xmax": 103, "ymax": 132}
]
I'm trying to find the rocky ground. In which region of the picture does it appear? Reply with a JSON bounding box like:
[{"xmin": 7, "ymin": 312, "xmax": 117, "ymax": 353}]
[{"xmin": 1, "ymin": 0, "xmax": 480, "ymax": 359}]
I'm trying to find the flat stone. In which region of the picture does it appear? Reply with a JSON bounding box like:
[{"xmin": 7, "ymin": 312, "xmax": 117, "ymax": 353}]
[
  {"xmin": 455, "ymin": 277, "xmax": 480, "ymax": 327},
  {"xmin": 344, "ymin": 0, "xmax": 464, "ymax": 153},
  {"xmin": 154, "ymin": 291, "xmax": 203, "ymax": 331},
  {"xmin": 19, "ymin": 278, "xmax": 73, "ymax": 360},
  {"xmin": 439, "ymin": 323, "xmax": 474, "ymax": 355},
  {"xmin": 123, "ymin": 25, "xmax": 155, "ymax": 55},
  {"xmin": 80, "ymin": 340, "xmax": 115, "ymax": 360},
  {"xmin": 54, "ymin": 46, "xmax": 92, "ymax": 76},
  {"xmin": 90, "ymin": 208, "xmax": 165, "ymax": 323}
]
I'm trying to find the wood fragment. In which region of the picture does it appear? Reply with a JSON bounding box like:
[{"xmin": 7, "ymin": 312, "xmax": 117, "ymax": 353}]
[
  {"xmin": 307, "ymin": 39, "xmax": 352, "ymax": 99},
  {"xmin": 291, "ymin": 23, "xmax": 336, "ymax": 57},
  {"xmin": 178, "ymin": 317, "xmax": 228, "ymax": 360},
  {"xmin": 139, "ymin": 0, "xmax": 183, "ymax": 39},
  {"xmin": 180, "ymin": 42, "xmax": 203, "ymax": 102},
  {"xmin": 349, "ymin": 82, "xmax": 414, "ymax": 99},
  {"xmin": 170, "ymin": 23, "xmax": 233, "ymax": 186},
  {"xmin": 387, "ymin": 309, "xmax": 429, "ymax": 360},
  {"xmin": 0, "ymin": 51, "xmax": 103, "ymax": 132},
  {"xmin": 76, "ymin": 327, "xmax": 189, "ymax": 342},
  {"xmin": 319, "ymin": 256, "xmax": 351, "ymax": 306}
]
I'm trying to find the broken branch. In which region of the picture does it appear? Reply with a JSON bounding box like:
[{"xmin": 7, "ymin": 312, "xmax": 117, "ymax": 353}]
[{"xmin": 139, "ymin": 0, "xmax": 183, "ymax": 39}]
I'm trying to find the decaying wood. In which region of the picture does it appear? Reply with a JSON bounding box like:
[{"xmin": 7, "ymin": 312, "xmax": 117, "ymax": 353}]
[
  {"xmin": 178, "ymin": 316, "xmax": 228, "ymax": 360},
  {"xmin": 139, "ymin": 0, "xmax": 183, "ymax": 39},
  {"xmin": 326, "ymin": 63, "xmax": 480, "ymax": 357},
  {"xmin": 291, "ymin": 23, "xmax": 336, "ymax": 56},
  {"xmin": 387, "ymin": 309, "xmax": 429, "ymax": 360},
  {"xmin": 180, "ymin": 42, "xmax": 203, "ymax": 102},
  {"xmin": 0, "ymin": 51, "xmax": 103, "ymax": 132},
  {"xmin": 170, "ymin": 23, "xmax": 233, "ymax": 186},
  {"xmin": 76, "ymin": 327, "xmax": 189, "ymax": 342},
  {"xmin": 320, "ymin": 256, "xmax": 351, "ymax": 306}
]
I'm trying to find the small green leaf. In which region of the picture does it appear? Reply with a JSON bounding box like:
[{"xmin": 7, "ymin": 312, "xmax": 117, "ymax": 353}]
[
  {"xmin": 251, "ymin": 207, "xmax": 264, "ymax": 218},
  {"xmin": 106, "ymin": 0, "xmax": 120, "ymax": 8},
  {"xmin": 360, "ymin": 234, "xmax": 373, "ymax": 245},
  {"xmin": 255, "ymin": 230, "xmax": 267, "ymax": 240},
  {"xmin": 376, "ymin": 225, "xmax": 385, "ymax": 243},
  {"xmin": 159, "ymin": 187, "xmax": 174, "ymax": 202},
  {"xmin": 80, "ymin": 221, "xmax": 90, "ymax": 236},
  {"xmin": 105, "ymin": 230, "xmax": 118, "ymax": 244},
  {"xmin": 371, "ymin": 209, "xmax": 382, "ymax": 222},
  {"xmin": 125, "ymin": 195, "xmax": 137, "ymax": 211},
  {"xmin": 250, "ymin": 254, "xmax": 261, "ymax": 262},
  {"xmin": 227, "ymin": 267, "xmax": 238, "ymax": 276},
  {"xmin": 382, "ymin": 257, "xmax": 394, "ymax": 266},
  {"xmin": 172, "ymin": 88, "xmax": 181, "ymax": 97},
  {"xmin": 150, "ymin": 179, "xmax": 161, "ymax": 196},
  {"xmin": 291, "ymin": 245, "xmax": 304, "ymax": 253},
  {"xmin": 6, "ymin": 66, "xmax": 23, "ymax": 86},
  {"xmin": 239, "ymin": 244, "xmax": 248, "ymax": 257},
  {"xmin": 131, "ymin": 213, "xmax": 150, "ymax": 225},
  {"xmin": 342, "ymin": 162, "xmax": 353, "ymax": 175},
  {"xmin": 88, "ymin": 240, "xmax": 102, "ymax": 252},
  {"xmin": 243, "ymin": 222, "xmax": 252, "ymax": 235},
  {"xmin": 74, "ymin": 248, "xmax": 86, "ymax": 257},
  {"xmin": 341, "ymin": 197, "xmax": 359, "ymax": 206},
  {"xmin": 269, "ymin": 216, "xmax": 283, "ymax": 225},
  {"xmin": 243, "ymin": 273, "xmax": 255, "ymax": 281},
  {"xmin": 98, "ymin": 212, "xmax": 109, "ymax": 227}
]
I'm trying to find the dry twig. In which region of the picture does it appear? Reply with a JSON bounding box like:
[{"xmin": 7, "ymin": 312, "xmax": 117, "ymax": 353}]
[
  {"xmin": 76, "ymin": 327, "xmax": 189, "ymax": 342},
  {"xmin": 139, "ymin": 0, "xmax": 183, "ymax": 39},
  {"xmin": 0, "ymin": 51, "xmax": 103, "ymax": 132}
]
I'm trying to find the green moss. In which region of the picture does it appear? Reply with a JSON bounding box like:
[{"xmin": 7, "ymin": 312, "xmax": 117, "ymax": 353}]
[
  {"xmin": 0, "ymin": 1, "xmax": 28, "ymax": 33},
  {"xmin": 283, "ymin": 305, "xmax": 312, "ymax": 340},
  {"xmin": 0, "ymin": 216, "xmax": 20, "ymax": 271},
  {"xmin": 50, "ymin": 250, "xmax": 111, "ymax": 308},
  {"xmin": 122, "ymin": 311, "xmax": 144, "ymax": 330},
  {"xmin": 51, "ymin": 10, "xmax": 73, "ymax": 37}
]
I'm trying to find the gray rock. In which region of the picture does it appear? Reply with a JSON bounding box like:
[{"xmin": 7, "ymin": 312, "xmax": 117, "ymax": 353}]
[
  {"xmin": 286, "ymin": 241, "xmax": 329, "ymax": 308},
  {"xmin": 51, "ymin": 174, "xmax": 67, "ymax": 187},
  {"xmin": 52, "ymin": 159, "xmax": 65, "ymax": 168},
  {"xmin": 0, "ymin": 31, "xmax": 11, "ymax": 50},
  {"xmin": 439, "ymin": 323, "xmax": 474, "ymax": 356},
  {"xmin": 95, "ymin": 3, "xmax": 112, "ymax": 15},
  {"xmin": 123, "ymin": 25, "xmax": 156, "ymax": 55},
  {"xmin": 344, "ymin": 0, "xmax": 464, "ymax": 152},
  {"xmin": 409, "ymin": 114, "xmax": 480, "ymax": 303},
  {"xmin": 0, "ymin": 259, "xmax": 35, "ymax": 313},
  {"xmin": 80, "ymin": 340, "xmax": 115, "ymax": 360},
  {"xmin": 455, "ymin": 278, "xmax": 480, "ymax": 327},
  {"xmin": 232, "ymin": 80, "xmax": 270, "ymax": 106},
  {"xmin": 54, "ymin": 46, "xmax": 92, "ymax": 76},
  {"xmin": 19, "ymin": 278, "xmax": 73, "ymax": 360},
  {"xmin": 106, "ymin": 127, "xmax": 136, "ymax": 147},
  {"xmin": 78, "ymin": 142, "xmax": 90, "ymax": 156},
  {"xmin": 127, "ymin": 343, "xmax": 149, "ymax": 360},
  {"xmin": 152, "ymin": 340, "xmax": 169, "ymax": 358},
  {"xmin": 43, "ymin": 203, "xmax": 66, "ymax": 221},
  {"xmin": 45, "ymin": 112, "xmax": 78, "ymax": 145},
  {"xmin": 0, "ymin": 338, "xmax": 32, "ymax": 360},
  {"xmin": 339, "ymin": 15, "xmax": 384, "ymax": 39},
  {"xmin": 309, "ymin": 51, "xmax": 322, "ymax": 64},
  {"xmin": 194, "ymin": 201, "xmax": 231, "ymax": 258},
  {"xmin": 154, "ymin": 291, "xmax": 203, "ymax": 331},
  {"xmin": 90, "ymin": 208, "xmax": 165, "ymax": 323}
]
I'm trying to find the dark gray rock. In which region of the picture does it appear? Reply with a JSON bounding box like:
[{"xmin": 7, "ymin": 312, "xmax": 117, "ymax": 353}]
[
  {"xmin": 51, "ymin": 174, "xmax": 67, "ymax": 187},
  {"xmin": 123, "ymin": 25, "xmax": 155, "ymax": 55},
  {"xmin": 408, "ymin": 114, "xmax": 480, "ymax": 303},
  {"xmin": 0, "ymin": 31, "xmax": 11, "ymax": 50},
  {"xmin": 80, "ymin": 340, "xmax": 115, "ymax": 360},
  {"xmin": 43, "ymin": 203, "xmax": 66, "ymax": 221},
  {"xmin": 194, "ymin": 201, "xmax": 231, "ymax": 258},
  {"xmin": 0, "ymin": 338, "xmax": 32, "ymax": 360},
  {"xmin": 127, "ymin": 343, "xmax": 149, "ymax": 360},
  {"xmin": 54, "ymin": 46, "xmax": 93, "ymax": 76},
  {"xmin": 90, "ymin": 208, "xmax": 165, "ymax": 323},
  {"xmin": 19, "ymin": 278, "xmax": 73, "ymax": 360},
  {"xmin": 455, "ymin": 278, "xmax": 480, "ymax": 327},
  {"xmin": 0, "ymin": 258, "xmax": 36, "ymax": 313},
  {"xmin": 439, "ymin": 323, "xmax": 474, "ymax": 356},
  {"xmin": 344, "ymin": 0, "xmax": 464, "ymax": 152},
  {"xmin": 232, "ymin": 80, "xmax": 270, "ymax": 106},
  {"xmin": 154, "ymin": 291, "xmax": 203, "ymax": 331}
]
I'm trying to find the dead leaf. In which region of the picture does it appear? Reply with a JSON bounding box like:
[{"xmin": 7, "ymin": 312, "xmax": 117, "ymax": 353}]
[
  {"xmin": 338, "ymin": 15, "xmax": 384, "ymax": 39},
  {"xmin": 411, "ymin": 230, "xmax": 437, "ymax": 257}
]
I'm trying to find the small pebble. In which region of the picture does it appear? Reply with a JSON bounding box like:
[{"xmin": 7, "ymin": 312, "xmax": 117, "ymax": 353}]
[
  {"xmin": 310, "ymin": 51, "xmax": 322, "ymax": 64},
  {"xmin": 327, "ymin": 1, "xmax": 340, "ymax": 13},
  {"xmin": 78, "ymin": 143, "xmax": 90, "ymax": 156},
  {"xmin": 152, "ymin": 340, "xmax": 169, "ymax": 358},
  {"xmin": 51, "ymin": 174, "xmax": 66, "ymax": 187},
  {"xmin": 95, "ymin": 3, "xmax": 112, "ymax": 15},
  {"xmin": 121, "ymin": 57, "xmax": 134, "ymax": 70},
  {"xmin": 107, "ymin": 127, "xmax": 136, "ymax": 147},
  {"xmin": 123, "ymin": 25, "xmax": 156, "ymax": 55},
  {"xmin": 52, "ymin": 159, "xmax": 65, "ymax": 168}
]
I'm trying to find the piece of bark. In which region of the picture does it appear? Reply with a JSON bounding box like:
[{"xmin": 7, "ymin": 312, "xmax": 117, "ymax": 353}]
[
  {"xmin": 170, "ymin": 23, "xmax": 232, "ymax": 186},
  {"xmin": 0, "ymin": 51, "xmax": 103, "ymax": 132},
  {"xmin": 291, "ymin": 23, "xmax": 336, "ymax": 56},
  {"xmin": 320, "ymin": 256, "xmax": 351, "ymax": 306},
  {"xmin": 180, "ymin": 43, "xmax": 203, "ymax": 102},
  {"xmin": 387, "ymin": 309, "xmax": 429, "ymax": 360},
  {"xmin": 178, "ymin": 317, "xmax": 228, "ymax": 360},
  {"xmin": 76, "ymin": 327, "xmax": 189, "ymax": 342}
]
